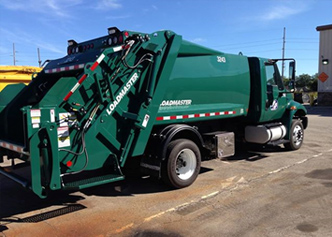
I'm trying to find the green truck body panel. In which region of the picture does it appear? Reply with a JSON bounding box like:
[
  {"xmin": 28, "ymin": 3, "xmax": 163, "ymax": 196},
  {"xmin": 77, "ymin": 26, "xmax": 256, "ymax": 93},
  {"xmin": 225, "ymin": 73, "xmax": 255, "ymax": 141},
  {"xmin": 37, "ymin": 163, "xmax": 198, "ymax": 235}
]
[
  {"xmin": 0, "ymin": 28, "xmax": 307, "ymax": 198},
  {"xmin": 156, "ymin": 53, "xmax": 250, "ymax": 124}
]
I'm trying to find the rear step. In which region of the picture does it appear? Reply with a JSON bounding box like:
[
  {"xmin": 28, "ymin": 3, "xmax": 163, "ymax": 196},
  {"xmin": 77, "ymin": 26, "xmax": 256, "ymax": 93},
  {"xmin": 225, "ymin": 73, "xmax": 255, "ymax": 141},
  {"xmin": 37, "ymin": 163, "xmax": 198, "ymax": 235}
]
[
  {"xmin": 0, "ymin": 166, "xmax": 30, "ymax": 188},
  {"xmin": 0, "ymin": 140, "xmax": 29, "ymax": 155},
  {"xmin": 62, "ymin": 174, "xmax": 125, "ymax": 190}
]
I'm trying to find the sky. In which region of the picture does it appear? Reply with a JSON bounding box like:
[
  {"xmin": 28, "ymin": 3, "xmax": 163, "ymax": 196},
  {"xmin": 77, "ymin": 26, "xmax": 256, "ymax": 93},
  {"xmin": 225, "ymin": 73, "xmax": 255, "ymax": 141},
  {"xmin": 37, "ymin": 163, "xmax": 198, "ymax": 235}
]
[{"xmin": 0, "ymin": 0, "xmax": 331, "ymax": 76}]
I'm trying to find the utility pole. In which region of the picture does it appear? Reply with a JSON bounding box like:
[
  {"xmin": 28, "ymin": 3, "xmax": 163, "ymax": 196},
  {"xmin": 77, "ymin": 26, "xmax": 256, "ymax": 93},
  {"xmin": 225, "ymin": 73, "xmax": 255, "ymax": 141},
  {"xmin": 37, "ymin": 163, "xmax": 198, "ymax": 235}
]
[
  {"xmin": 13, "ymin": 43, "xmax": 16, "ymax": 65},
  {"xmin": 37, "ymin": 48, "xmax": 42, "ymax": 67},
  {"xmin": 281, "ymin": 27, "xmax": 286, "ymax": 79}
]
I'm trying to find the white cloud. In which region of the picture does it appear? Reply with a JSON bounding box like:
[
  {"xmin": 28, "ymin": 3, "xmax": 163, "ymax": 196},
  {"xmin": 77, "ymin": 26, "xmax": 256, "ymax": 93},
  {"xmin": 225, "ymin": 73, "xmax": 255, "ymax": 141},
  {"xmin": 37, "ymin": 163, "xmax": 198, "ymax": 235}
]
[
  {"xmin": 0, "ymin": 0, "xmax": 83, "ymax": 18},
  {"xmin": 94, "ymin": 0, "xmax": 122, "ymax": 10},
  {"xmin": 260, "ymin": 3, "xmax": 309, "ymax": 21},
  {"xmin": 36, "ymin": 41, "xmax": 65, "ymax": 55},
  {"xmin": 0, "ymin": 27, "xmax": 65, "ymax": 55},
  {"xmin": 106, "ymin": 14, "xmax": 131, "ymax": 20},
  {"xmin": 191, "ymin": 38, "xmax": 207, "ymax": 44}
]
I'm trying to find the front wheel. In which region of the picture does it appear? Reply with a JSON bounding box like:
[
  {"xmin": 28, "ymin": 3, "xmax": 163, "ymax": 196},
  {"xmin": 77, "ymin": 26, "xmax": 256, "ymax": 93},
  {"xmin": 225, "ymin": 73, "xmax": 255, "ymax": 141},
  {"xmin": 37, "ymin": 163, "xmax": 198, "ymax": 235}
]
[
  {"xmin": 162, "ymin": 139, "xmax": 201, "ymax": 188},
  {"xmin": 284, "ymin": 120, "xmax": 304, "ymax": 150}
]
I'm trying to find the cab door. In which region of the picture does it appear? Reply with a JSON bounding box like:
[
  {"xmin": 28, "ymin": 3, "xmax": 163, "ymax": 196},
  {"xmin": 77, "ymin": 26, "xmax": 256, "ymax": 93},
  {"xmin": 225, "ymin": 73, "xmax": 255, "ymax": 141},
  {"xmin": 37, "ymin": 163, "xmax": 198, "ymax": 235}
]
[{"xmin": 260, "ymin": 62, "xmax": 287, "ymax": 122}]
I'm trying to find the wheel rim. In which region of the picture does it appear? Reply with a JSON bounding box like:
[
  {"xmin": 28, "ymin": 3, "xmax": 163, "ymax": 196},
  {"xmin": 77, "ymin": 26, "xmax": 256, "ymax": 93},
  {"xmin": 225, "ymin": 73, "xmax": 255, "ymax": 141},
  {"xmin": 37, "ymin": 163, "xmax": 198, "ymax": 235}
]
[
  {"xmin": 292, "ymin": 124, "xmax": 303, "ymax": 146},
  {"xmin": 175, "ymin": 149, "xmax": 197, "ymax": 180}
]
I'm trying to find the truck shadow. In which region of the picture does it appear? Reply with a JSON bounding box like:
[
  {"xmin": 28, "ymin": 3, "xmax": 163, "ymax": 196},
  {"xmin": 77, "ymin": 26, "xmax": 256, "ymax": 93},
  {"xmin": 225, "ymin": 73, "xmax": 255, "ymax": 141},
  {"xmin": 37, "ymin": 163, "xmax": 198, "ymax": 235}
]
[
  {"xmin": 305, "ymin": 105, "xmax": 332, "ymax": 117},
  {"xmin": 81, "ymin": 146, "xmax": 283, "ymax": 198},
  {"xmin": 81, "ymin": 166, "xmax": 212, "ymax": 197},
  {"xmin": 224, "ymin": 143, "xmax": 292, "ymax": 163},
  {"xmin": 0, "ymin": 183, "xmax": 85, "ymax": 224}
]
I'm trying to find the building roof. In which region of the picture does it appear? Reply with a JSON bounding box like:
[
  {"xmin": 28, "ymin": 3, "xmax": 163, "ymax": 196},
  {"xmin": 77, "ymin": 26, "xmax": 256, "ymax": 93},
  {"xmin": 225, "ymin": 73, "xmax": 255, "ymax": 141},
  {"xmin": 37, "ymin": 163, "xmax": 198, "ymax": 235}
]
[{"xmin": 316, "ymin": 24, "xmax": 332, "ymax": 31}]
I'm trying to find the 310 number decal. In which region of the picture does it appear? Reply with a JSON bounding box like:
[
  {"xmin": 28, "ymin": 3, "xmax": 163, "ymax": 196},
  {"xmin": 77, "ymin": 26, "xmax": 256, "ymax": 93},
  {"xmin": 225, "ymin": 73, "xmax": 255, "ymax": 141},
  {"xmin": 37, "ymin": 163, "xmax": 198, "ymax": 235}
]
[{"xmin": 217, "ymin": 56, "xmax": 226, "ymax": 63}]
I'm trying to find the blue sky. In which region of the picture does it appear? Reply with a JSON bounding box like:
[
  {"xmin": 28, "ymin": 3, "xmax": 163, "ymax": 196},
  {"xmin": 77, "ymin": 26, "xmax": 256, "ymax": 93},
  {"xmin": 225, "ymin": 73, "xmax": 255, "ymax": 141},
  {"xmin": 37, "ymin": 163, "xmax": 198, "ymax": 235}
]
[{"xmin": 0, "ymin": 0, "xmax": 331, "ymax": 76}]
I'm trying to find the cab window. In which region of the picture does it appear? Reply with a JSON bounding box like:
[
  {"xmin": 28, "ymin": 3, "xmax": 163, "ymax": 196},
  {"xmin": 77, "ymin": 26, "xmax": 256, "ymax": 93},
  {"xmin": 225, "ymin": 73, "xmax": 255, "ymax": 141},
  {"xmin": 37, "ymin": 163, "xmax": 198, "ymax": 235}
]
[
  {"xmin": 265, "ymin": 64, "xmax": 284, "ymax": 90},
  {"xmin": 266, "ymin": 65, "xmax": 276, "ymax": 86}
]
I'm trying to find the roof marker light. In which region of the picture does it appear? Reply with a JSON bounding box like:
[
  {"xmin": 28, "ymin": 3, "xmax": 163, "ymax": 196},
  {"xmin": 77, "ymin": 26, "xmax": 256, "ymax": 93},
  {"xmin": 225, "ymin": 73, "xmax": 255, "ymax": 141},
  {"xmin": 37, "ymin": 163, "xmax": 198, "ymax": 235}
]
[
  {"xmin": 108, "ymin": 29, "xmax": 116, "ymax": 35},
  {"xmin": 68, "ymin": 40, "xmax": 77, "ymax": 46},
  {"xmin": 108, "ymin": 27, "xmax": 120, "ymax": 35}
]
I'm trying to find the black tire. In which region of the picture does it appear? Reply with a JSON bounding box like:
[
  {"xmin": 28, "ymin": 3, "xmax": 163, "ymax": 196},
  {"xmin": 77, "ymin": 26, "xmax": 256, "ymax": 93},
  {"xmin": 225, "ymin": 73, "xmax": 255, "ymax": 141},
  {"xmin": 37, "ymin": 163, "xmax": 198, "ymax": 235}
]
[
  {"xmin": 161, "ymin": 139, "xmax": 201, "ymax": 188},
  {"xmin": 284, "ymin": 120, "xmax": 304, "ymax": 150}
]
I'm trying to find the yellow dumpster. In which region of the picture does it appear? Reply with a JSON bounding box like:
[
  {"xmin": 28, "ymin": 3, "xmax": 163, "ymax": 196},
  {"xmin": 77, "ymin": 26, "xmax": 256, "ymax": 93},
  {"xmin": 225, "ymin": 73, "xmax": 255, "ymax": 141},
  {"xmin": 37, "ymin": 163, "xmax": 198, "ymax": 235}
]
[{"xmin": 0, "ymin": 66, "xmax": 42, "ymax": 91}]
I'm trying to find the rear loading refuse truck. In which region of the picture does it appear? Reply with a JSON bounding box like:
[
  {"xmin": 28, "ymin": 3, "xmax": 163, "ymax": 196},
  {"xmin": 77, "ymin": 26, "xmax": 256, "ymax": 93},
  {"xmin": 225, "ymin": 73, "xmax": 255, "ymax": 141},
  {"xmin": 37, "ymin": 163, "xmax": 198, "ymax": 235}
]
[{"xmin": 0, "ymin": 27, "xmax": 308, "ymax": 198}]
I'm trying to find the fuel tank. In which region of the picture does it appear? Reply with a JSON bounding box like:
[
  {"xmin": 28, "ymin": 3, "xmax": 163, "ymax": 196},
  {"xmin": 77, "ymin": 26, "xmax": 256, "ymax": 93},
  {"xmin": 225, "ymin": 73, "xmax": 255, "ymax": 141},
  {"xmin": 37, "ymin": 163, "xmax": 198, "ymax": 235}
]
[{"xmin": 245, "ymin": 124, "xmax": 287, "ymax": 144}]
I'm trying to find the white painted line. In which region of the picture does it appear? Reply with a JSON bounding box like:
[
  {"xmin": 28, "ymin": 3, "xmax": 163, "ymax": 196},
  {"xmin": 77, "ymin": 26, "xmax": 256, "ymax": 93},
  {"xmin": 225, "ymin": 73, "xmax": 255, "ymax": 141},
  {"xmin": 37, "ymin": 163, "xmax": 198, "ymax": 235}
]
[
  {"xmin": 201, "ymin": 191, "xmax": 219, "ymax": 199},
  {"xmin": 115, "ymin": 223, "xmax": 134, "ymax": 233},
  {"xmin": 143, "ymin": 176, "xmax": 237, "ymax": 223},
  {"xmin": 144, "ymin": 200, "xmax": 197, "ymax": 223},
  {"xmin": 296, "ymin": 158, "xmax": 309, "ymax": 164},
  {"xmin": 269, "ymin": 168, "xmax": 285, "ymax": 174},
  {"xmin": 313, "ymin": 153, "xmax": 323, "ymax": 157},
  {"xmin": 144, "ymin": 207, "xmax": 176, "ymax": 222}
]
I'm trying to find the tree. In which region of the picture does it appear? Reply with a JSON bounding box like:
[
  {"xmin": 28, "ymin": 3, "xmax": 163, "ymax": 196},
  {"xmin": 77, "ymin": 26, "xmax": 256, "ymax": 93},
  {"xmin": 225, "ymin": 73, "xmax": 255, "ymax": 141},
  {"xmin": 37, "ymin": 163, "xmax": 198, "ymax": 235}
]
[
  {"xmin": 295, "ymin": 73, "xmax": 317, "ymax": 92},
  {"xmin": 283, "ymin": 77, "xmax": 290, "ymax": 87}
]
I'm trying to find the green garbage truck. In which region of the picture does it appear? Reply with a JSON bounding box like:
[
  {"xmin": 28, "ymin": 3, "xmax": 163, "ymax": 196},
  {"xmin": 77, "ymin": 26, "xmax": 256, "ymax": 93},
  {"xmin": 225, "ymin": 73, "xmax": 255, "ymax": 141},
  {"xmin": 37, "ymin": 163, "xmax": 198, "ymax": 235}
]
[{"xmin": 0, "ymin": 27, "xmax": 308, "ymax": 198}]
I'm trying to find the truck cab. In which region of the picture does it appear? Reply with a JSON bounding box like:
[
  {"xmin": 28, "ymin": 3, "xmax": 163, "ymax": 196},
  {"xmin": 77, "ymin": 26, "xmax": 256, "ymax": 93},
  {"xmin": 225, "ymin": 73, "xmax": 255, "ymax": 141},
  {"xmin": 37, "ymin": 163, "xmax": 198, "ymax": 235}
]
[{"xmin": 246, "ymin": 57, "xmax": 307, "ymax": 149}]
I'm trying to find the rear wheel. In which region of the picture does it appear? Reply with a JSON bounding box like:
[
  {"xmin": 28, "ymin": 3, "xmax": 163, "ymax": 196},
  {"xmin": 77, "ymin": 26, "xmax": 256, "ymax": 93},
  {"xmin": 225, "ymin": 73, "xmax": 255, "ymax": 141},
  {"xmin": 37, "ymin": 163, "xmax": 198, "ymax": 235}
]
[
  {"xmin": 284, "ymin": 120, "xmax": 304, "ymax": 150},
  {"xmin": 162, "ymin": 139, "xmax": 201, "ymax": 188}
]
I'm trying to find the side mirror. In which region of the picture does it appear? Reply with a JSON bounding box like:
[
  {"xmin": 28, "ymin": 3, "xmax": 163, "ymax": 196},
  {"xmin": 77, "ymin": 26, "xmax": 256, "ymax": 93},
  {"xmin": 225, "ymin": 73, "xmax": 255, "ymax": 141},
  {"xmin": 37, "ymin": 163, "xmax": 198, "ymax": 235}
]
[
  {"xmin": 289, "ymin": 61, "xmax": 295, "ymax": 79},
  {"xmin": 288, "ymin": 81, "xmax": 295, "ymax": 92},
  {"xmin": 288, "ymin": 61, "xmax": 296, "ymax": 91}
]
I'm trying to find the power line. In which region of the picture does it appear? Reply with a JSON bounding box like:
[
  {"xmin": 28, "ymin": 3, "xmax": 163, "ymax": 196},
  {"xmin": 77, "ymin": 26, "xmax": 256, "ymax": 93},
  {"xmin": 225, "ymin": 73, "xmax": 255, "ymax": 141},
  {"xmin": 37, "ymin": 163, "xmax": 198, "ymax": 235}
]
[
  {"xmin": 243, "ymin": 49, "xmax": 281, "ymax": 54},
  {"xmin": 210, "ymin": 38, "xmax": 281, "ymax": 47},
  {"xmin": 287, "ymin": 49, "xmax": 317, "ymax": 51},
  {"xmin": 287, "ymin": 37, "xmax": 318, "ymax": 40},
  {"xmin": 287, "ymin": 41, "xmax": 319, "ymax": 44},
  {"xmin": 217, "ymin": 42, "xmax": 281, "ymax": 51}
]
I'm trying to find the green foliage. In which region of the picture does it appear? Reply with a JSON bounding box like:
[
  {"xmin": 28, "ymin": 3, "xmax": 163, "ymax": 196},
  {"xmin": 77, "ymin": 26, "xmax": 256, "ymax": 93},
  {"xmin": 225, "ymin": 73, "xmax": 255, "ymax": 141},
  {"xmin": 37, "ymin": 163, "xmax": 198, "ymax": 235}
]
[
  {"xmin": 283, "ymin": 78, "xmax": 290, "ymax": 87},
  {"xmin": 295, "ymin": 73, "xmax": 317, "ymax": 92}
]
